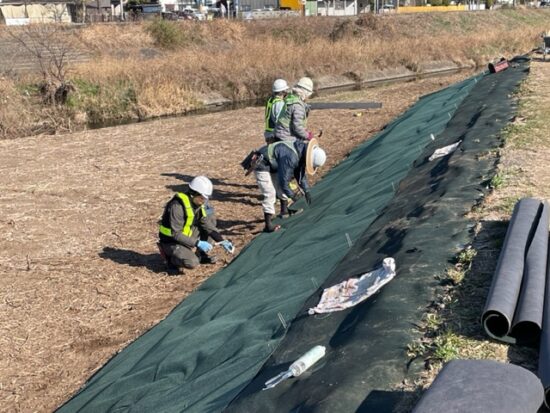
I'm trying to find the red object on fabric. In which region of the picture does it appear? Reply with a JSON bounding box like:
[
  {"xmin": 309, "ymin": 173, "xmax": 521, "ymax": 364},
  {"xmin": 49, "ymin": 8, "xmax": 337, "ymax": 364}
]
[{"xmin": 488, "ymin": 59, "xmax": 509, "ymax": 74}]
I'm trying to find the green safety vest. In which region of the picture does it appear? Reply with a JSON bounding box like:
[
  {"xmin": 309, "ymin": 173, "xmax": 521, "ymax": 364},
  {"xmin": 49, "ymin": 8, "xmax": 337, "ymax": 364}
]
[
  {"xmin": 277, "ymin": 93, "xmax": 307, "ymax": 130},
  {"xmin": 159, "ymin": 193, "xmax": 205, "ymax": 238},
  {"xmin": 267, "ymin": 140, "xmax": 298, "ymax": 170},
  {"xmin": 264, "ymin": 96, "xmax": 284, "ymax": 132}
]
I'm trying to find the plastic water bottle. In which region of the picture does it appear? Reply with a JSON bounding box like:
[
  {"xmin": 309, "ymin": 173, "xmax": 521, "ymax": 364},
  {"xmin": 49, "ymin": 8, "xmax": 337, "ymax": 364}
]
[
  {"xmin": 289, "ymin": 345, "xmax": 326, "ymax": 377},
  {"xmin": 263, "ymin": 345, "xmax": 327, "ymax": 390}
]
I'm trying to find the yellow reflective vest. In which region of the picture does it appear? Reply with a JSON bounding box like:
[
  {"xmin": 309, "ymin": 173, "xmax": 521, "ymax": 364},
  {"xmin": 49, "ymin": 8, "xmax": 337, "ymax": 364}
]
[{"xmin": 159, "ymin": 193, "xmax": 205, "ymax": 240}]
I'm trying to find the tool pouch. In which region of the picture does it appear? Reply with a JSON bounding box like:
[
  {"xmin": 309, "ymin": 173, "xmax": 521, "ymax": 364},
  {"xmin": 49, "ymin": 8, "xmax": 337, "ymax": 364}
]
[
  {"xmin": 240, "ymin": 151, "xmax": 257, "ymax": 171},
  {"xmin": 241, "ymin": 151, "xmax": 264, "ymax": 175}
]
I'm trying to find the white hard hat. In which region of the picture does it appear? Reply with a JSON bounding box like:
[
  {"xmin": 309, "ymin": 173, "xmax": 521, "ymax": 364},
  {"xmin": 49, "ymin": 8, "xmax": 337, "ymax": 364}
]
[
  {"xmin": 295, "ymin": 77, "xmax": 314, "ymax": 93},
  {"xmin": 189, "ymin": 175, "xmax": 213, "ymax": 199},
  {"xmin": 272, "ymin": 79, "xmax": 289, "ymax": 93},
  {"xmin": 312, "ymin": 147, "xmax": 326, "ymax": 169},
  {"xmin": 305, "ymin": 139, "xmax": 326, "ymax": 175}
]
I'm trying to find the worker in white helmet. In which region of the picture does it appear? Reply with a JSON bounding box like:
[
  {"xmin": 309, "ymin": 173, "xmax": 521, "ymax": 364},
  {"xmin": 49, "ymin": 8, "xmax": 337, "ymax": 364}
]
[
  {"xmin": 158, "ymin": 176, "xmax": 234, "ymax": 274},
  {"xmin": 269, "ymin": 137, "xmax": 326, "ymax": 207},
  {"xmin": 264, "ymin": 78, "xmax": 289, "ymax": 144},
  {"xmin": 274, "ymin": 77, "xmax": 314, "ymax": 142},
  {"xmin": 255, "ymin": 138, "xmax": 326, "ymax": 232}
]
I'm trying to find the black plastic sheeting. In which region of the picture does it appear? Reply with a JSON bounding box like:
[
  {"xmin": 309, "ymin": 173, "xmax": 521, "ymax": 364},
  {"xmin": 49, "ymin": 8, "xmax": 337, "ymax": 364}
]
[
  {"xmin": 482, "ymin": 198, "xmax": 549, "ymax": 344},
  {"xmin": 227, "ymin": 58, "xmax": 531, "ymax": 413},
  {"xmin": 412, "ymin": 359, "xmax": 544, "ymax": 413},
  {"xmin": 539, "ymin": 230, "xmax": 550, "ymax": 407}
]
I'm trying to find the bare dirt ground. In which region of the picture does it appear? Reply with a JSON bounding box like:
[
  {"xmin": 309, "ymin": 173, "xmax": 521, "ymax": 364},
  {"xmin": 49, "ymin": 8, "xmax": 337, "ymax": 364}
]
[{"xmin": 0, "ymin": 73, "xmax": 478, "ymax": 412}]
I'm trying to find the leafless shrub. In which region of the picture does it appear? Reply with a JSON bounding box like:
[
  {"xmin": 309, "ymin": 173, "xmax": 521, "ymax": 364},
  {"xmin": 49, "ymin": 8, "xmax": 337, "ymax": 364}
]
[
  {"xmin": 0, "ymin": 77, "xmax": 35, "ymax": 139},
  {"xmin": 6, "ymin": 24, "xmax": 73, "ymax": 104}
]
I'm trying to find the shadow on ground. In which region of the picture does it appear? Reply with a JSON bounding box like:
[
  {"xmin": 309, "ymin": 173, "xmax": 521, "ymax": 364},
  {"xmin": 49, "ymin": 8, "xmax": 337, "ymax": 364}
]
[
  {"xmin": 217, "ymin": 218, "xmax": 263, "ymax": 236},
  {"xmin": 356, "ymin": 389, "xmax": 416, "ymax": 413},
  {"xmin": 179, "ymin": 187, "xmax": 260, "ymax": 207},
  {"xmin": 161, "ymin": 173, "xmax": 257, "ymax": 190},
  {"xmin": 99, "ymin": 246, "xmax": 167, "ymax": 274}
]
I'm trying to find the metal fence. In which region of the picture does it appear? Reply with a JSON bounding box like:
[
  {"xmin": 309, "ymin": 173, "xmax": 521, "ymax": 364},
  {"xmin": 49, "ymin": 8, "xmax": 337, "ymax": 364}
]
[{"xmin": 238, "ymin": 0, "xmax": 279, "ymax": 11}]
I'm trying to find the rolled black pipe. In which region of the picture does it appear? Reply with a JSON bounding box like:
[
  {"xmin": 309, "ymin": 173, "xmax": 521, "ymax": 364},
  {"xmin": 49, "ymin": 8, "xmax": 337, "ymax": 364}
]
[
  {"xmin": 538, "ymin": 232, "xmax": 550, "ymax": 408},
  {"xmin": 512, "ymin": 201, "xmax": 549, "ymax": 343},
  {"xmin": 482, "ymin": 198, "xmax": 543, "ymax": 343},
  {"xmin": 413, "ymin": 359, "xmax": 544, "ymax": 413}
]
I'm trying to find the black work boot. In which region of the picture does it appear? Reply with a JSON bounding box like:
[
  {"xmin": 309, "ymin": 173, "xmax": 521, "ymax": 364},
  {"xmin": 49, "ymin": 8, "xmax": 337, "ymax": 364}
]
[
  {"xmin": 158, "ymin": 243, "xmax": 183, "ymax": 275},
  {"xmin": 278, "ymin": 199, "xmax": 303, "ymax": 218},
  {"xmin": 288, "ymin": 206, "xmax": 304, "ymax": 216},
  {"xmin": 198, "ymin": 250, "xmax": 218, "ymax": 264},
  {"xmin": 200, "ymin": 255, "xmax": 218, "ymax": 264},
  {"xmin": 278, "ymin": 199, "xmax": 289, "ymax": 219},
  {"xmin": 199, "ymin": 254, "xmax": 218, "ymax": 264},
  {"xmin": 165, "ymin": 263, "xmax": 184, "ymax": 276},
  {"xmin": 263, "ymin": 212, "xmax": 280, "ymax": 232}
]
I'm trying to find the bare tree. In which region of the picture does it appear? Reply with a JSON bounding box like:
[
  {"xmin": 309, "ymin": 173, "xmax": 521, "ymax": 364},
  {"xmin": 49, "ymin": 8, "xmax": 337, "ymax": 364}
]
[
  {"xmin": 44, "ymin": 3, "xmax": 70, "ymax": 23},
  {"xmin": 6, "ymin": 24, "xmax": 74, "ymax": 105}
]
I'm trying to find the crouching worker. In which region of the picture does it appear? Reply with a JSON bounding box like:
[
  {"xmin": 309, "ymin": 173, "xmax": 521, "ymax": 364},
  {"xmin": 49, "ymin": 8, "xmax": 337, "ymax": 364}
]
[
  {"xmin": 241, "ymin": 139, "xmax": 326, "ymax": 233},
  {"xmin": 269, "ymin": 138, "xmax": 326, "ymax": 214},
  {"xmin": 158, "ymin": 175, "xmax": 234, "ymax": 274}
]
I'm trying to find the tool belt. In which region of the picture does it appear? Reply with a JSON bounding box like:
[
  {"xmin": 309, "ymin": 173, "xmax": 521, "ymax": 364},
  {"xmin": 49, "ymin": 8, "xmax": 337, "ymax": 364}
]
[{"xmin": 240, "ymin": 150, "xmax": 264, "ymax": 176}]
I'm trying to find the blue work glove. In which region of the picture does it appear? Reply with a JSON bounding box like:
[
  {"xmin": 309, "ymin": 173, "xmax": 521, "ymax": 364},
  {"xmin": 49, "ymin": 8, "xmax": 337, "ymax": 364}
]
[
  {"xmin": 196, "ymin": 240, "xmax": 213, "ymax": 253},
  {"xmin": 219, "ymin": 240, "xmax": 235, "ymax": 254}
]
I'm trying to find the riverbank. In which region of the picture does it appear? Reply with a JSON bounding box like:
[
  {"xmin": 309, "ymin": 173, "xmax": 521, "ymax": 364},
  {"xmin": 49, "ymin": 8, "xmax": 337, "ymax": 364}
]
[{"xmin": 1, "ymin": 9, "xmax": 550, "ymax": 139}]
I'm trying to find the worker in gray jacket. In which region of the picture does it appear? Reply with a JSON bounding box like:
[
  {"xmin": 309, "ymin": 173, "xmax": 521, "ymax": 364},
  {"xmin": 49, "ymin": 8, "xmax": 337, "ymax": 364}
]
[
  {"xmin": 274, "ymin": 77, "xmax": 314, "ymax": 142},
  {"xmin": 158, "ymin": 176, "xmax": 234, "ymax": 274}
]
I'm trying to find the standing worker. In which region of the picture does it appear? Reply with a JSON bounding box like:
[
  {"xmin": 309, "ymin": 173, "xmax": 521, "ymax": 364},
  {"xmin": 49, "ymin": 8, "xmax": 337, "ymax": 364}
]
[
  {"xmin": 264, "ymin": 79, "xmax": 289, "ymax": 144},
  {"xmin": 274, "ymin": 77, "xmax": 315, "ymax": 142},
  {"xmin": 158, "ymin": 176, "xmax": 234, "ymax": 274},
  {"xmin": 253, "ymin": 145, "xmax": 284, "ymax": 232}
]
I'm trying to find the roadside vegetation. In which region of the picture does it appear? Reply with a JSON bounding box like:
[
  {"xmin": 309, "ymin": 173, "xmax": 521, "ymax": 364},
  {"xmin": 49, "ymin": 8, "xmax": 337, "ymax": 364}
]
[
  {"xmin": 1, "ymin": 9, "xmax": 550, "ymax": 139},
  {"xmin": 397, "ymin": 59, "xmax": 550, "ymax": 411}
]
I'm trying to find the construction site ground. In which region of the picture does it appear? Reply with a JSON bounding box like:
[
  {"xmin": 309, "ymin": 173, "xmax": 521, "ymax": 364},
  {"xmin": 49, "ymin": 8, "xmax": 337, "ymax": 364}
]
[{"xmin": 0, "ymin": 67, "xmax": 545, "ymax": 412}]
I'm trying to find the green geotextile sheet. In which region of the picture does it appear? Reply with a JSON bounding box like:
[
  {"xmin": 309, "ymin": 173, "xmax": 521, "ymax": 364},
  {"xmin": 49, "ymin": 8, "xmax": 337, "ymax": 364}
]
[{"xmin": 58, "ymin": 75, "xmax": 481, "ymax": 413}]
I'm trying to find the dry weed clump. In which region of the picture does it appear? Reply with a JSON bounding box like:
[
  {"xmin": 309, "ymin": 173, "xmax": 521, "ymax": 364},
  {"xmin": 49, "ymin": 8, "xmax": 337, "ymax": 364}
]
[
  {"xmin": 249, "ymin": 16, "xmax": 340, "ymax": 41},
  {"xmin": 201, "ymin": 19, "xmax": 247, "ymax": 42},
  {"xmin": 4, "ymin": 10, "xmax": 550, "ymax": 138},
  {"xmin": 76, "ymin": 23, "xmax": 154, "ymax": 53},
  {"xmin": 0, "ymin": 77, "xmax": 36, "ymax": 139},
  {"xmin": 0, "ymin": 76, "xmax": 73, "ymax": 138}
]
